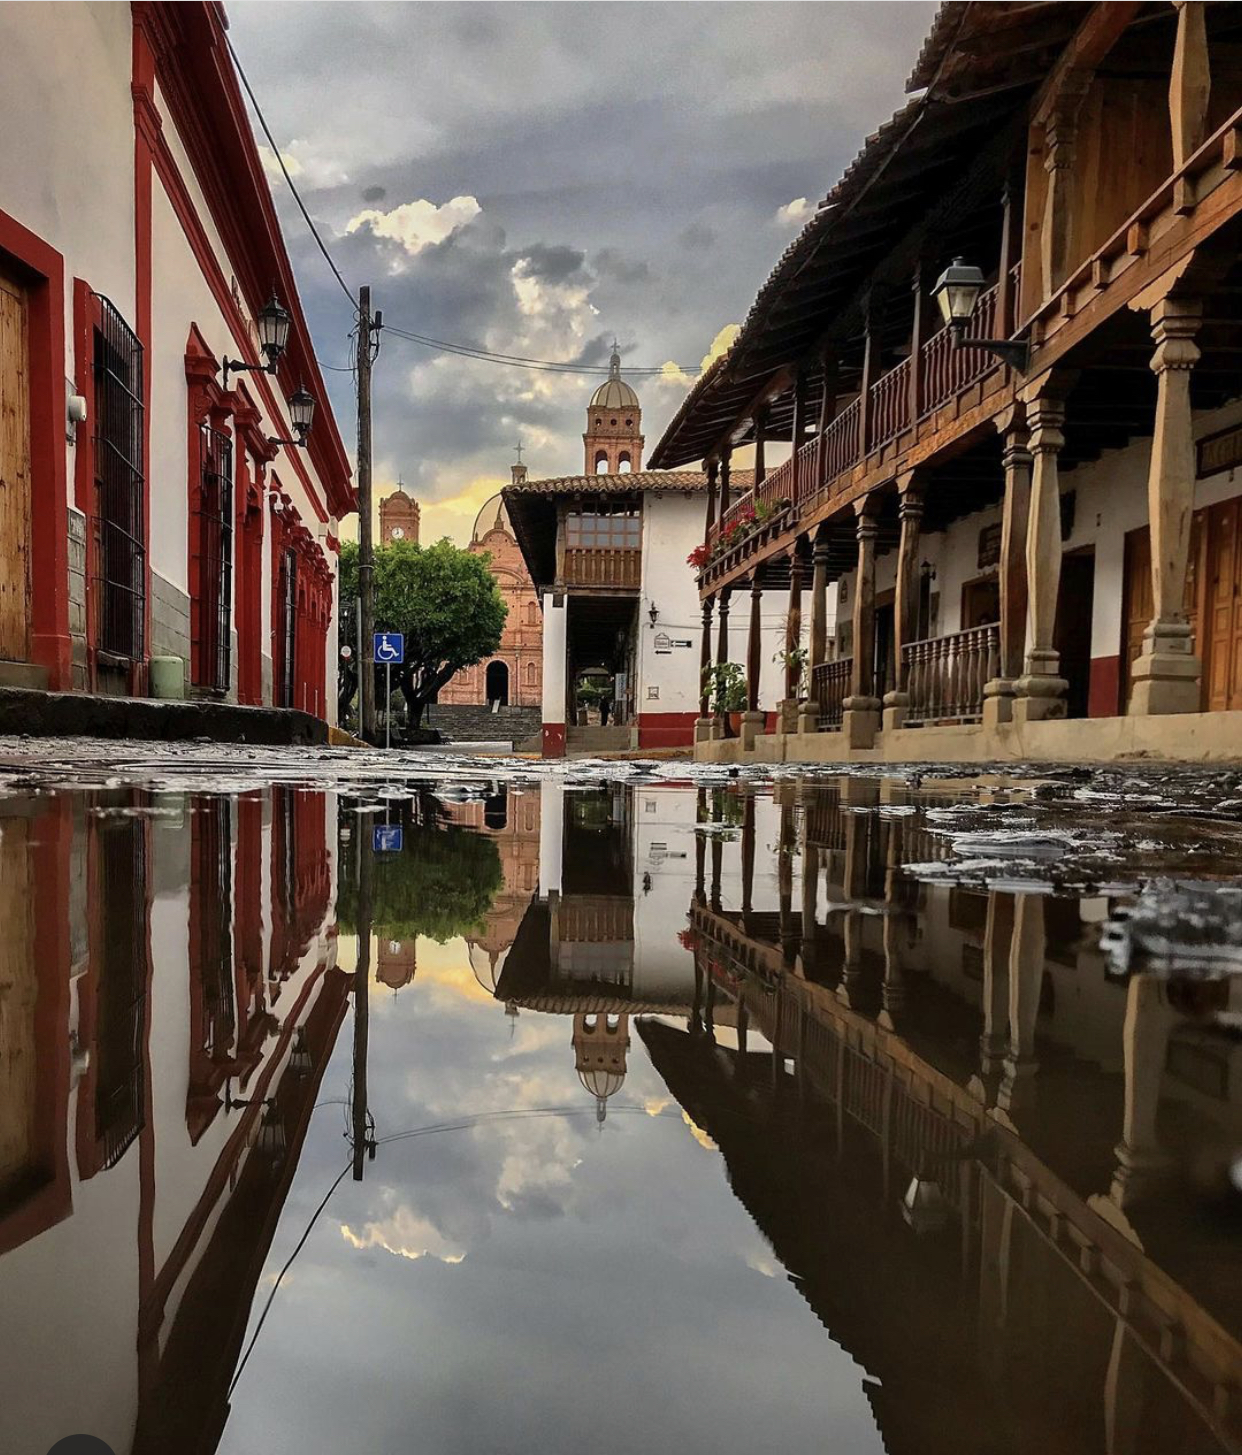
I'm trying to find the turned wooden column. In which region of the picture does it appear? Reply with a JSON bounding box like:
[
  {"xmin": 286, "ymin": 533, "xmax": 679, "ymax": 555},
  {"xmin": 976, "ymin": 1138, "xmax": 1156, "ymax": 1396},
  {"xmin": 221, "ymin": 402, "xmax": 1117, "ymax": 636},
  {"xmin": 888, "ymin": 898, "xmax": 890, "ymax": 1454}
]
[
  {"xmin": 984, "ymin": 407, "xmax": 1032, "ymax": 727},
  {"xmin": 883, "ymin": 474, "xmax": 924, "ymax": 731},
  {"xmin": 753, "ymin": 407, "xmax": 768, "ymax": 489},
  {"xmin": 697, "ymin": 595, "xmax": 714, "ymax": 733},
  {"xmin": 740, "ymin": 792, "xmax": 756, "ymax": 928},
  {"xmin": 1013, "ymin": 391, "xmax": 1068, "ymax": 722},
  {"xmin": 843, "ymin": 495, "xmax": 882, "ymax": 748},
  {"xmin": 1130, "ymin": 295, "xmax": 1203, "ymax": 715},
  {"xmin": 800, "ymin": 529, "xmax": 831, "ymax": 735},
  {"xmin": 997, "ymin": 892, "xmax": 1045, "ymax": 1119},
  {"xmin": 1040, "ymin": 80, "xmax": 1088, "ymax": 297},
  {"xmin": 908, "ymin": 265, "xmax": 925, "ymax": 426},
  {"xmin": 714, "ymin": 587, "xmax": 731, "ymax": 736},
  {"xmin": 742, "ymin": 574, "xmax": 764, "ymax": 749},
  {"xmin": 1109, "ymin": 974, "xmax": 1175, "ymax": 1209},
  {"xmin": 783, "ymin": 543, "xmax": 805, "ymax": 703},
  {"xmin": 791, "ymin": 372, "xmax": 808, "ymax": 499},
  {"xmin": 719, "ymin": 445, "xmax": 733, "ymax": 521}
]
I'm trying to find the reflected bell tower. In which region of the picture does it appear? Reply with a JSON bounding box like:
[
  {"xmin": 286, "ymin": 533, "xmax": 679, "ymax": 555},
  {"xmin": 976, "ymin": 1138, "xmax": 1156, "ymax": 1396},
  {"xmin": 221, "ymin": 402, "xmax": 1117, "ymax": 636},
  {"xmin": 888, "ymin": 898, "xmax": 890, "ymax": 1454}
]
[{"xmin": 573, "ymin": 1012, "xmax": 630, "ymax": 1124}]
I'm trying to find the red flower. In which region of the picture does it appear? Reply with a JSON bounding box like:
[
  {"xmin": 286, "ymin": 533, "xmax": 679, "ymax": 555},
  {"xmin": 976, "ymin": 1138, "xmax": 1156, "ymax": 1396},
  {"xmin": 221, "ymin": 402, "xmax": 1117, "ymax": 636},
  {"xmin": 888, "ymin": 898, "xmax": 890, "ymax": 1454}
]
[{"xmin": 686, "ymin": 543, "xmax": 710, "ymax": 570}]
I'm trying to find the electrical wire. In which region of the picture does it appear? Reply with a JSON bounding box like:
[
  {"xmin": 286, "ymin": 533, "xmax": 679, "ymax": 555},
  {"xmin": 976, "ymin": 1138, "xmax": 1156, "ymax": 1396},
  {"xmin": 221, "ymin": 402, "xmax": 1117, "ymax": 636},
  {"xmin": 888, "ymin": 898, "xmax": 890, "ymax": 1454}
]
[
  {"xmin": 227, "ymin": 33, "xmax": 702, "ymax": 379},
  {"xmin": 225, "ymin": 31, "xmax": 359, "ymax": 313},
  {"xmin": 226, "ymin": 1102, "xmax": 684, "ymax": 1398}
]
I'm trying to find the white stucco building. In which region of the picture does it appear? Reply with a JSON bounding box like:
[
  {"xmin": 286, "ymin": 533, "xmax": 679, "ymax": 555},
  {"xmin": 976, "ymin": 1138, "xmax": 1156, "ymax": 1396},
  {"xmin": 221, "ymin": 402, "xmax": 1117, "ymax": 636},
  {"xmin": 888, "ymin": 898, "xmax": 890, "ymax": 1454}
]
[{"xmin": 0, "ymin": 3, "xmax": 353, "ymax": 722}]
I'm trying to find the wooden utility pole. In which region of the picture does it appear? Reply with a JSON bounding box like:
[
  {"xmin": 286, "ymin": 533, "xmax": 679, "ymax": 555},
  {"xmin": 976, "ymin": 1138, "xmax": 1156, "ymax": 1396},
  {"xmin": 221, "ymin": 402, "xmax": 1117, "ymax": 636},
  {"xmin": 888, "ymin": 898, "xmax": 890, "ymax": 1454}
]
[
  {"xmin": 357, "ymin": 284, "xmax": 377, "ymax": 743},
  {"xmin": 352, "ymin": 826, "xmax": 373, "ymax": 1181}
]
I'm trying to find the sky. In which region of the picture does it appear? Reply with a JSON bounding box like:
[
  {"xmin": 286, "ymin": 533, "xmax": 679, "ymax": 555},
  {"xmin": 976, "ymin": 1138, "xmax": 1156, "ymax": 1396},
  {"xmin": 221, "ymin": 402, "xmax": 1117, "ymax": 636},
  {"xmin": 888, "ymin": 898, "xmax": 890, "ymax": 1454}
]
[{"xmin": 229, "ymin": 1, "xmax": 936, "ymax": 544}]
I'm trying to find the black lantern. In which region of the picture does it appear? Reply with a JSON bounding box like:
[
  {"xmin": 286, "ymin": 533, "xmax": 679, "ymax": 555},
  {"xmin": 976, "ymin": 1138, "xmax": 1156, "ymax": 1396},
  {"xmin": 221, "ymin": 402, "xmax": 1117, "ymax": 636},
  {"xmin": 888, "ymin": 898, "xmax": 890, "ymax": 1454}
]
[
  {"xmin": 288, "ymin": 385, "xmax": 315, "ymax": 440},
  {"xmin": 931, "ymin": 257, "xmax": 985, "ymax": 330},
  {"xmin": 222, "ymin": 289, "xmax": 292, "ymax": 389},
  {"xmin": 928, "ymin": 257, "xmax": 1030, "ymax": 372},
  {"xmin": 256, "ymin": 291, "xmax": 292, "ymax": 365}
]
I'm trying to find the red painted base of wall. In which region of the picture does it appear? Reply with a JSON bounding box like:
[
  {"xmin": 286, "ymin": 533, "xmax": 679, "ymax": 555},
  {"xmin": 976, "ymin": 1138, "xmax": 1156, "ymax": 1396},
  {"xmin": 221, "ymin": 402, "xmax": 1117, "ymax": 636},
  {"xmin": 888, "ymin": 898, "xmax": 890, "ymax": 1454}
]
[
  {"xmin": 542, "ymin": 723, "xmax": 566, "ymax": 758},
  {"xmin": 1088, "ymin": 655, "xmax": 1121, "ymax": 718},
  {"xmin": 637, "ymin": 712, "xmax": 697, "ymax": 748}
]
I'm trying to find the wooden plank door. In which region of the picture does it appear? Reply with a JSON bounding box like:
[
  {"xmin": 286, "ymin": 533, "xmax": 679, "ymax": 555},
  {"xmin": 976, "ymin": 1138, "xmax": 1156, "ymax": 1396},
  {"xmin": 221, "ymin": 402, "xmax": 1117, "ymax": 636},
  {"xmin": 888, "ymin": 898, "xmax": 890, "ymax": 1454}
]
[
  {"xmin": 1202, "ymin": 497, "xmax": 1242, "ymax": 712},
  {"xmin": 1120, "ymin": 518, "xmax": 1206, "ymax": 711},
  {"xmin": 0, "ymin": 270, "xmax": 31, "ymax": 662}
]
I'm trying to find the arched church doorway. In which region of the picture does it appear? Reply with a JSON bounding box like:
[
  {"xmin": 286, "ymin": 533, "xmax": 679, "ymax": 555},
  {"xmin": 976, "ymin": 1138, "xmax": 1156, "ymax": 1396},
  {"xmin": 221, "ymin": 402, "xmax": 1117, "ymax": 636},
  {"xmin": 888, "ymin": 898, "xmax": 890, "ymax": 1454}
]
[{"xmin": 486, "ymin": 660, "xmax": 509, "ymax": 706}]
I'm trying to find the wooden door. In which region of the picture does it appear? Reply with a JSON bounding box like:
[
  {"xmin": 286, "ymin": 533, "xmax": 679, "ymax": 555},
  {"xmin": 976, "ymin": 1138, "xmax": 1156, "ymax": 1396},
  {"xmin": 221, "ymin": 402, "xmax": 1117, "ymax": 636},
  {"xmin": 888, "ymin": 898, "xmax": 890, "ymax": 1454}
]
[
  {"xmin": 0, "ymin": 270, "xmax": 31, "ymax": 662},
  {"xmin": 1120, "ymin": 518, "xmax": 1205, "ymax": 712},
  {"xmin": 1202, "ymin": 497, "xmax": 1242, "ymax": 711},
  {"xmin": 961, "ymin": 577, "xmax": 1001, "ymax": 629}
]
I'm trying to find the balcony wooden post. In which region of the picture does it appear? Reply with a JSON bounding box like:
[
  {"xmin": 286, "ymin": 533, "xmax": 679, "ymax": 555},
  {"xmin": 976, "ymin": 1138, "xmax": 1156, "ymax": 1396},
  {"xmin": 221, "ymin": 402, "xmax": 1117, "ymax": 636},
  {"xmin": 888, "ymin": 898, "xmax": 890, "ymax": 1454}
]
[
  {"xmin": 1040, "ymin": 79, "xmax": 1089, "ymax": 297},
  {"xmin": 741, "ymin": 791, "xmax": 757, "ymax": 928},
  {"xmin": 713, "ymin": 587, "xmax": 731, "ymax": 738},
  {"xmin": 1130, "ymin": 294, "xmax": 1203, "ymax": 715},
  {"xmin": 843, "ymin": 494, "xmax": 882, "ymax": 748},
  {"xmin": 858, "ymin": 307, "xmax": 876, "ymax": 458},
  {"xmin": 998, "ymin": 893, "xmax": 1045, "ymax": 1119},
  {"xmin": 742, "ymin": 573, "xmax": 764, "ymax": 749},
  {"xmin": 883, "ymin": 472, "xmax": 925, "ymax": 731},
  {"xmin": 696, "ymin": 595, "xmax": 714, "ymax": 741},
  {"xmin": 997, "ymin": 179, "xmax": 1017, "ymax": 340},
  {"xmin": 753, "ymin": 407, "xmax": 768, "ymax": 489},
  {"xmin": 817, "ymin": 348, "xmax": 838, "ymax": 492},
  {"xmin": 704, "ymin": 457, "xmax": 719, "ymax": 542},
  {"xmin": 780, "ymin": 540, "xmax": 807, "ymax": 731},
  {"xmin": 908, "ymin": 264, "xmax": 925, "ymax": 426},
  {"xmin": 1013, "ymin": 385, "xmax": 1069, "ymax": 722},
  {"xmin": 1170, "ymin": 1, "xmax": 1210, "ymax": 170},
  {"xmin": 985, "ymin": 406, "xmax": 1032, "ymax": 728},
  {"xmin": 800, "ymin": 527, "xmax": 831, "ymax": 735},
  {"xmin": 791, "ymin": 371, "xmax": 808, "ymax": 500},
  {"xmin": 719, "ymin": 445, "xmax": 732, "ymax": 521}
]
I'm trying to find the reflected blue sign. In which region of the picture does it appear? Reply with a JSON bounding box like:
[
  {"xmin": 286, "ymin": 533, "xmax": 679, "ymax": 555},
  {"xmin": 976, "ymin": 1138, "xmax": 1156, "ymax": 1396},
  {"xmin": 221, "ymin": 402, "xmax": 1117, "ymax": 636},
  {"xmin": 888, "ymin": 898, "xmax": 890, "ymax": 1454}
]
[{"xmin": 373, "ymin": 825, "xmax": 403, "ymax": 853}]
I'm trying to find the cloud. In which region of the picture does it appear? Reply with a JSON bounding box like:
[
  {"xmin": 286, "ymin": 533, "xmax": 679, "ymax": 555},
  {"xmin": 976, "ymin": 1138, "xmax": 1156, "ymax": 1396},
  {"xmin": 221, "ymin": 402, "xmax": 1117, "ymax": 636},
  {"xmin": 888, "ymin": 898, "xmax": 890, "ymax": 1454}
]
[
  {"xmin": 340, "ymin": 1202, "xmax": 468, "ymax": 1265},
  {"xmin": 594, "ymin": 247, "xmax": 651, "ymax": 285},
  {"xmin": 677, "ymin": 221, "xmax": 717, "ymax": 251},
  {"xmin": 346, "ymin": 195, "xmax": 483, "ymax": 261},
  {"xmin": 361, "ymin": 184, "xmax": 387, "ymax": 203},
  {"xmin": 258, "ymin": 137, "xmax": 349, "ymax": 189},
  {"xmin": 775, "ymin": 196, "xmax": 814, "ymax": 227},
  {"xmin": 701, "ymin": 323, "xmax": 740, "ymax": 369}
]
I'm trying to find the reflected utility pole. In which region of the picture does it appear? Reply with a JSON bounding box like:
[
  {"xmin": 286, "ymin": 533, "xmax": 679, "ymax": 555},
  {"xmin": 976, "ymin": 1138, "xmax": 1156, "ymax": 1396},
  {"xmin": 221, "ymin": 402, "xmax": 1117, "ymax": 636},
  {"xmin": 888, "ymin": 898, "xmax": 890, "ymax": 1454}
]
[{"xmin": 352, "ymin": 825, "xmax": 373, "ymax": 1180}]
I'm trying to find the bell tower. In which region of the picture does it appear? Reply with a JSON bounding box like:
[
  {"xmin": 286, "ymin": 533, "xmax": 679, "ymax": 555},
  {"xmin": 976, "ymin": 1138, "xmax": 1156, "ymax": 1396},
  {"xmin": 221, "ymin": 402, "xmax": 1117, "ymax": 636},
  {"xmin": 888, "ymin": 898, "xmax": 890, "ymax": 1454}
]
[
  {"xmin": 572, "ymin": 1012, "xmax": 631, "ymax": 1124},
  {"xmin": 583, "ymin": 345, "xmax": 643, "ymax": 475},
  {"xmin": 380, "ymin": 479, "xmax": 420, "ymax": 544}
]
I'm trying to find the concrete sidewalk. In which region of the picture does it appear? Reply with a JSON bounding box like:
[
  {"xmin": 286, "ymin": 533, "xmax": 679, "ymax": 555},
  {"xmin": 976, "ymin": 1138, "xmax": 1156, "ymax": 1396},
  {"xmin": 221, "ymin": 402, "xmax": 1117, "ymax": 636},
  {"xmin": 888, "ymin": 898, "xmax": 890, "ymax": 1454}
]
[{"xmin": 0, "ymin": 686, "xmax": 327, "ymax": 745}]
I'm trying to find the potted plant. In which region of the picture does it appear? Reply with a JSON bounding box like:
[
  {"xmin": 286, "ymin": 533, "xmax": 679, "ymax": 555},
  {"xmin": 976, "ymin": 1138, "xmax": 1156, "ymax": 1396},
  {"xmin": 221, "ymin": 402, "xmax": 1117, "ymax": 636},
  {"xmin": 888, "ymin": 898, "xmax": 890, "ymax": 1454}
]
[
  {"xmin": 686, "ymin": 541, "xmax": 710, "ymax": 572},
  {"xmin": 704, "ymin": 661, "xmax": 747, "ymax": 735},
  {"xmin": 773, "ymin": 644, "xmax": 809, "ymax": 732}
]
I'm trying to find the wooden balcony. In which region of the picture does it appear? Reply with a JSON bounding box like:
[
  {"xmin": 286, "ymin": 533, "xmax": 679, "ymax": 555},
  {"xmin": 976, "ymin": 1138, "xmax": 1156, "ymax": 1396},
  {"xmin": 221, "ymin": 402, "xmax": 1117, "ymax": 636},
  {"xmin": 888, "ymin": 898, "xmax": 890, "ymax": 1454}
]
[
  {"xmin": 903, "ymin": 624, "xmax": 998, "ymax": 726},
  {"xmin": 563, "ymin": 547, "xmax": 641, "ymax": 589},
  {"xmin": 702, "ymin": 274, "xmax": 1014, "ymax": 585}
]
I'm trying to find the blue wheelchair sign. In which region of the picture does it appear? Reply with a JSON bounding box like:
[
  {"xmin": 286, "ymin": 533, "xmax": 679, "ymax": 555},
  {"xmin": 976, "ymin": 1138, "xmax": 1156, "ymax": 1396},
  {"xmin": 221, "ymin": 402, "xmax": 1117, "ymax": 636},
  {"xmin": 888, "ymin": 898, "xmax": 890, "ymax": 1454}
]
[
  {"xmin": 373, "ymin": 632, "xmax": 404, "ymax": 665},
  {"xmin": 373, "ymin": 825, "xmax": 403, "ymax": 853}
]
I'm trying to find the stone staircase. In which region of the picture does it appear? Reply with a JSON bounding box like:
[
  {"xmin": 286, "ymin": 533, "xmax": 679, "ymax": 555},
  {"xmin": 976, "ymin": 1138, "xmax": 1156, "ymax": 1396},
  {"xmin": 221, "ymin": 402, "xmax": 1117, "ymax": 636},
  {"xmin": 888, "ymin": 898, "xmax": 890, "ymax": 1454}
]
[
  {"xmin": 566, "ymin": 724, "xmax": 637, "ymax": 755},
  {"xmin": 427, "ymin": 703, "xmax": 542, "ymax": 745}
]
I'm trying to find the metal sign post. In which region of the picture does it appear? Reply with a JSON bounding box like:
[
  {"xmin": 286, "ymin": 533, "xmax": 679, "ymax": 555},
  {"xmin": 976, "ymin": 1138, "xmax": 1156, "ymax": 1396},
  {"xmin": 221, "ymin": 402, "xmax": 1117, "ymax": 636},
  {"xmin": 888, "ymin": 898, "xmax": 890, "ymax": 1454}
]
[{"xmin": 373, "ymin": 633, "xmax": 404, "ymax": 751}]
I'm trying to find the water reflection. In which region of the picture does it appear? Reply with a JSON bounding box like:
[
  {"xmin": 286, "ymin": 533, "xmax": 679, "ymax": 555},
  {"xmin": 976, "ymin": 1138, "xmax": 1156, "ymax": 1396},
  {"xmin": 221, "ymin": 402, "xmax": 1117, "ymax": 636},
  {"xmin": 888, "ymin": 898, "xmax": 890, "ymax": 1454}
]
[{"xmin": 3, "ymin": 772, "xmax": 1242, "ymax": 1454}]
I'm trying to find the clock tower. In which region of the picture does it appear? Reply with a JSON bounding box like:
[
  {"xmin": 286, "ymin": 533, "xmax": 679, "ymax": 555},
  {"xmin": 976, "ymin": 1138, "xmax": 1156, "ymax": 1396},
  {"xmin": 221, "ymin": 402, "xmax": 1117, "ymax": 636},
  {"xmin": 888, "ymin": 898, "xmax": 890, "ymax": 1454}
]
[{"xmin": 380, "ymin": 481, "xmax": 420, "ymax": 544}]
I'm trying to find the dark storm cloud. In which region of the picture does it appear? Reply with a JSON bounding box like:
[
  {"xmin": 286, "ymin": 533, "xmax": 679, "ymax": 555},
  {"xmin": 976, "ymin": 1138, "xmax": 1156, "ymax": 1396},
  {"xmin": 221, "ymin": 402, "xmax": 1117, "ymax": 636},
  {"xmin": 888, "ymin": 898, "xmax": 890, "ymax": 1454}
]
[{"xmin": 231, "ymin": 1, "xmax": 937, "ymax": 532}]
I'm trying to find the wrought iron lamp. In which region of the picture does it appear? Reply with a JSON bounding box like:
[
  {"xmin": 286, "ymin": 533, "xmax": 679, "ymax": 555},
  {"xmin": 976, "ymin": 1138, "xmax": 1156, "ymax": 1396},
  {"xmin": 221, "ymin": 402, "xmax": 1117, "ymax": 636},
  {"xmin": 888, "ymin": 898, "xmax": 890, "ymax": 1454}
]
[
  {"xmin": 267, "ymin": 386, "xmax": 316, "ymax": 449},
  {"xmin": 221, "ymin": 291, "xmax": 292, "ymax": 389},
  {"xmin": 930, "ymin": 257, "xmax": 1029, "ymax": 373}
]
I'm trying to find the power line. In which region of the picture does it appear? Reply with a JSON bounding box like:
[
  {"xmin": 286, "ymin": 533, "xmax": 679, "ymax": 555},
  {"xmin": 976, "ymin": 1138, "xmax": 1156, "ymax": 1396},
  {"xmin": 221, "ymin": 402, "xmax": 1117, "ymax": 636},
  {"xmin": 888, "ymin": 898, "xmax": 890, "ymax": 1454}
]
[{"xmin": 226, "ymin": 31, "xmax": 359, "ymax": 312}]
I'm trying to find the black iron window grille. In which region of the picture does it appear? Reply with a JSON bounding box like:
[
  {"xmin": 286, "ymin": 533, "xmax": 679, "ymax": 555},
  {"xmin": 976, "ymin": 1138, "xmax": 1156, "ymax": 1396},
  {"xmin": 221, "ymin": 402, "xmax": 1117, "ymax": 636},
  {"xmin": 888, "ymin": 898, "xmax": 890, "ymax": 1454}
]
[
  {"xmin": 94, "ymin": 810, "xmax": 148, "ymax": 1171},
  {"xmin": 196, "ymin": 423, "xmax": 234, "ymax": 691},
  {"xmin": 277, "ymin": 547, "xmax": 298, "ymax": 708},
  {"xmin": 92, "ymin": 296, "xmax": 146, "ymax": 661}
]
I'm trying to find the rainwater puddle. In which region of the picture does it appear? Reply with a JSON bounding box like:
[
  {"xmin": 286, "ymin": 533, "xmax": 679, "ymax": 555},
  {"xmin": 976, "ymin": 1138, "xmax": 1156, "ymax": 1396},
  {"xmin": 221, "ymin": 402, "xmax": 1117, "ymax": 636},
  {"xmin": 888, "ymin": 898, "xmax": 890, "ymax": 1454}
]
[{"xmin": 3, "ymin": 751, "xmax": 1242, "ymax": 1454}]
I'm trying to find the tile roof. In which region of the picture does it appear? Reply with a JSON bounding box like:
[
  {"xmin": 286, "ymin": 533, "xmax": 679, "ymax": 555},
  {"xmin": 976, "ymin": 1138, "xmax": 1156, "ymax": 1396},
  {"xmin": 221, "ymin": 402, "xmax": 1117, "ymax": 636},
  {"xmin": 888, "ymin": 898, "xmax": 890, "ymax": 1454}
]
[{"xmin": 506, "ymin": 469, "xmax": 755, "ymax": 495}]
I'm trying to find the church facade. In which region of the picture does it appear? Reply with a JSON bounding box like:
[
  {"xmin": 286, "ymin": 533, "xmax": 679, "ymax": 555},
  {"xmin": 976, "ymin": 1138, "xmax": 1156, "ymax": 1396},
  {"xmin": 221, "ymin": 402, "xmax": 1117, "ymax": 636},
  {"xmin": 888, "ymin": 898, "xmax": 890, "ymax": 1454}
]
[{"xmin": 436, "ymin": 490, "xmax": 543, "ymax": 708}]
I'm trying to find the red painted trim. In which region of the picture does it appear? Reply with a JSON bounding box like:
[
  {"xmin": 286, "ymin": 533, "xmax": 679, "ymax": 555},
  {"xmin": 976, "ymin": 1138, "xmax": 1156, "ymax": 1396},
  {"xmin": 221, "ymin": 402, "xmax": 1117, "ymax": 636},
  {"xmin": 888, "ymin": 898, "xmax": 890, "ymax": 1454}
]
[
  {"xmin": 132, "ymin": 2, "xmax": 353, "ymax": 521},
  {"xmin": 0, "ymin": 800, "xmax": 72, "ymax": 1256},
  {"xmin": 1088, "ymin": 654, "xmax": 1121, "ymax": 719},
  {"xmin": 0, "ymin": 207, "xmax": 71, "ymax": 687},
  {"xmin": 637, "ymin": 711, "xmax": 697, "ymax": 748},
  {"xmin": 542, "ymin": 723, "xmax": 567, "ymax": 757},
  {"xmin": 133, "ymin": 19, "xmax": 156, "ymax": 689}
]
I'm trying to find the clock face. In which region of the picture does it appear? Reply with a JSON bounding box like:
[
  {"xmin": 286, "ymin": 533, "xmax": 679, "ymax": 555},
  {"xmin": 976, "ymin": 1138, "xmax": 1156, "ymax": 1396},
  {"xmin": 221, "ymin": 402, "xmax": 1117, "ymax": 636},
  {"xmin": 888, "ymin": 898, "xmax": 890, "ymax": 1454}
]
[{"xmin": 391, "ymin": 526, "xmax": 404, "ymax": 540}]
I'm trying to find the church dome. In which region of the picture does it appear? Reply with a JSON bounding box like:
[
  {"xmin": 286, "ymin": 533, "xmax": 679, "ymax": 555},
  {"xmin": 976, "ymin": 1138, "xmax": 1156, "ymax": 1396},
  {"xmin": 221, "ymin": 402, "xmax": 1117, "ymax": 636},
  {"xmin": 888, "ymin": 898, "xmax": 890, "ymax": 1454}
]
[
  {"xmin": 472, "ymin": 492, "xmax": 513, "ymax": 542},
  {"xmin": 588, "ymin": 346, "xmax": 639, "ymax": 411}
]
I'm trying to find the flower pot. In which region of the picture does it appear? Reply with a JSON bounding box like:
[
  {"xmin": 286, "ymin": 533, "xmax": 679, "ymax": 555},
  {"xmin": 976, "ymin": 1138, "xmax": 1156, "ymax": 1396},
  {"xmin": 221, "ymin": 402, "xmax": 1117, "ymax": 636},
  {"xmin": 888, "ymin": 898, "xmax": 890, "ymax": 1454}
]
[{"xmin": 727, "ymin": 711, "xmax": 743, "ymax": 737}]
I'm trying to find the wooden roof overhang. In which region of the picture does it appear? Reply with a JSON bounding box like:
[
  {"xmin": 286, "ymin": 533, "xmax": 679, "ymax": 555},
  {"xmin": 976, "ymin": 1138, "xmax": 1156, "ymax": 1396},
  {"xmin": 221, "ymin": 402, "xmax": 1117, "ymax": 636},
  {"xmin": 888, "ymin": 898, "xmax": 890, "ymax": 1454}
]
[{"xmin": 650, "ymin": 91, "xmax": 1028, "ymax": 470}]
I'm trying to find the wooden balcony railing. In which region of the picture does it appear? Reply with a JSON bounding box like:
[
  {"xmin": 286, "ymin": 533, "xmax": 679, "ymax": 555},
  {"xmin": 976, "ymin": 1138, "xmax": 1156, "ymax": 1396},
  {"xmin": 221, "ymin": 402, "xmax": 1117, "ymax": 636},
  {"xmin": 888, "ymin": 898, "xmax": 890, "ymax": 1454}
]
[
  {"xmin": 869, "ymin": 354, "xmax": 911, "ymax": 450},
  {"xmin": 564, "ymin": 547, "xmax": 641, "ymax": 588},
  {"xmin": 903, "ymin": 623, "xmax": 998, "ymax": 726},
  {"xmin": 700, "ymin": 269, "xmax": 1019, "ymax": 572},
  {"xmin": 812, "ymin": 657, "xmax": 852, "ymax": 729}
]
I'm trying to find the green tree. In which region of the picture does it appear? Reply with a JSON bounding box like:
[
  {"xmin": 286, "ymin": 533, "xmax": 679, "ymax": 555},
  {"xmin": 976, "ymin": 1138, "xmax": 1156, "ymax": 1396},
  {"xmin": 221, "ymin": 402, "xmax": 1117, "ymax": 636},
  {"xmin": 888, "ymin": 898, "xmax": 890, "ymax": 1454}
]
[
  {"xmin": 339, "ymin": 537, "xmax": 507, "ymax": 729},
  {"xmin": 338, "ymin": 796, "xmax": 503, "ymax": 941}
]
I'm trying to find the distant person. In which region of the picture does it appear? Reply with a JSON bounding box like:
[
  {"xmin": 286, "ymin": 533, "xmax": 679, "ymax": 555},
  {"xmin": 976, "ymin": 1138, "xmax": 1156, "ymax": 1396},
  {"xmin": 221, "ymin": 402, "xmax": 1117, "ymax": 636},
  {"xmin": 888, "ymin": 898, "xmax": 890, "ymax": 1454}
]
[{"xmin": 600, "ymin": 696, "xmax": 611, "ymax": 726}]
